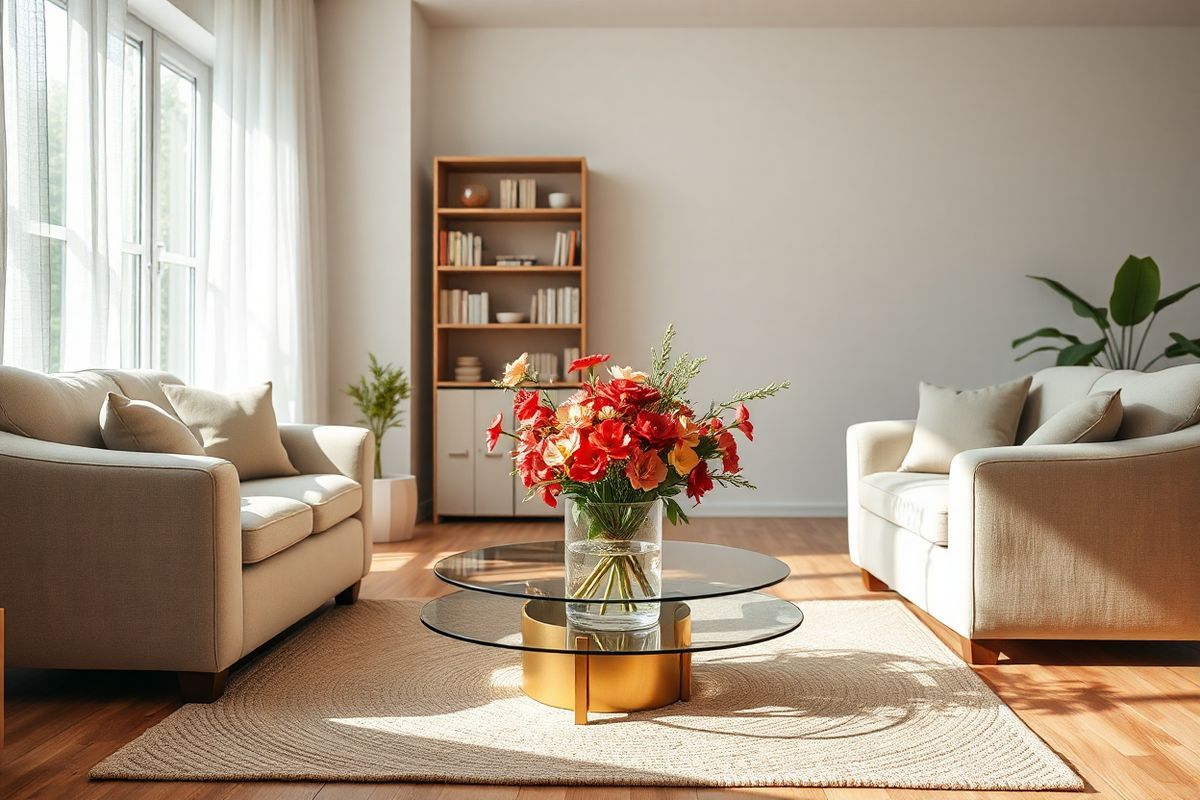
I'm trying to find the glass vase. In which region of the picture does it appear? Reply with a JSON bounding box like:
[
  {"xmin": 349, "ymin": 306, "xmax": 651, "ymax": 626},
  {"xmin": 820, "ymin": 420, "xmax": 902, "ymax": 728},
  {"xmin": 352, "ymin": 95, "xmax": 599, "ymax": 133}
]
[{"xmin": 564, "ymin": 498, "xmax": 663, "ymax": 630}]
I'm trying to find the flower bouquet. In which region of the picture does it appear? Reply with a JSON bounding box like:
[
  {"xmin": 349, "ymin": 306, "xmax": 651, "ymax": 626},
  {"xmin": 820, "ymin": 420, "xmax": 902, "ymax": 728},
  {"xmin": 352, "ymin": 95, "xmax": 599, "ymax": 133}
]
[{"xmin": 485, "ymin": 325, "xmax": 788, "ymax": 629}]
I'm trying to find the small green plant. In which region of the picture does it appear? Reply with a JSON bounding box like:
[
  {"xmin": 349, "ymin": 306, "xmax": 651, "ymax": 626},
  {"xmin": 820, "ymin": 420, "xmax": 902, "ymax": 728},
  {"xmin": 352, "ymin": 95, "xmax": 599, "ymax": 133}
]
[
  {"xmin": 344, "ymin": 354, "xmax": 411, "ymax": 479},
  {"xmin": 1014, "ymin": 255, "xmax": 1200, "ymax": 370}
]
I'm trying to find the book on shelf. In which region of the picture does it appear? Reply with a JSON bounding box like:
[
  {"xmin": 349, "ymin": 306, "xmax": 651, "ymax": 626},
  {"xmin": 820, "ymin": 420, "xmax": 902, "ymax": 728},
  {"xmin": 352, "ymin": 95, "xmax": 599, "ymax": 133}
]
[
  {"xmin": 551, "ymin": 229, "xmax": 581, "ymax": 266},
  {"xmin": 499, "ymin": 178, "xmax": 538, "ymax": 210},
  {"xmin": 443, "ymin": 231, "xmax": 484, "ymax": 266},
  {"xmin": 495, "ymin": 255, "xmax": 537, "ymax": 266},
  {"xmin": 527, "ymin": 352, "xmax": 559, "ymax": 384},
  {"xmin": 529, "ymin": 286, "xmax": 580, "ymax": 325},
  {"xmin": 440, "ymin": 289, "xmax": 489, "ymax": 324}
]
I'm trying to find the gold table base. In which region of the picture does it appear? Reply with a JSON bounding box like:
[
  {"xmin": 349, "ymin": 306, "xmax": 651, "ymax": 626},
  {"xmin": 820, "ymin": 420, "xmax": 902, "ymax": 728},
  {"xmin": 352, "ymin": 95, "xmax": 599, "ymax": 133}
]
[{"xmin": 520, "ymin": 600, "xmax": 692, "ymax": 725}]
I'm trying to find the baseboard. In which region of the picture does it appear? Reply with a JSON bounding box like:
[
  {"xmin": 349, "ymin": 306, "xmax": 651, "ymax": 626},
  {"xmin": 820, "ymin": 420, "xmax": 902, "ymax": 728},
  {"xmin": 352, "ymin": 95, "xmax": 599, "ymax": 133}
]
[{"xmin": 685, "ymin": 500, "xmax": 847, "ymax": 518}]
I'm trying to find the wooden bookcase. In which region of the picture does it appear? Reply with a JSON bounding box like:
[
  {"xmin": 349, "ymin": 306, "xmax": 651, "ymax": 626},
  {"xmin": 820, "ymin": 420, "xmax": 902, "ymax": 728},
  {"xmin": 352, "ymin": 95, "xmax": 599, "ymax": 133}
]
[{"xmin": 432, "ymin": 156, "xmax": 588, "ymax": 521}]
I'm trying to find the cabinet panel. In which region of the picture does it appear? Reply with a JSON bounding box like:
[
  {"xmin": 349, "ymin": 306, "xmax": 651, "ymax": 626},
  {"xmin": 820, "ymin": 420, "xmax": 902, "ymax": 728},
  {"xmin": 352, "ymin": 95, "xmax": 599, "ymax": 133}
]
[
  {"xmin": 473, "ymin": 389, "xmax": 515, "ymax": 516},
  {"xmin": 436, "ymin": 390, "xmax": 475, "ymax": 515},
  {"xmin": 515, "ymin": 390, "xmax": 568, "ymax": 518}
]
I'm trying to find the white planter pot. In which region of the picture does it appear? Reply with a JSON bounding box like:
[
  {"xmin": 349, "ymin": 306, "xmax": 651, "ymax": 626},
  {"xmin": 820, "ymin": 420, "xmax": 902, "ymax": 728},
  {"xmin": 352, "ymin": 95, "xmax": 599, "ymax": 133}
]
[{"xmin": 373, "ymin": 475, "xmax": 418, "ymax": 542}]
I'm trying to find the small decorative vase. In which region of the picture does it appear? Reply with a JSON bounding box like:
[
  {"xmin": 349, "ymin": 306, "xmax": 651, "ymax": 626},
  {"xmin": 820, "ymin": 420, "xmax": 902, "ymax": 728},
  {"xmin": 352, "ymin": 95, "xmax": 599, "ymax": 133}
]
[
  {"xmin": 564, "ymin": 498, "xmax": 662, "ymax": 630},
  {"xmin": 460, "ymin": 184, "xmax": 490, "ymax": 208}
]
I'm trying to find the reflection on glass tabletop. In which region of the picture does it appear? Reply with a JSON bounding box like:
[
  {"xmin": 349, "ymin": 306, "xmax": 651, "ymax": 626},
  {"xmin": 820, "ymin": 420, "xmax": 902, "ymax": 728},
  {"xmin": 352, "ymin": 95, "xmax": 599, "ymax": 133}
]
[
  {"xmin": 420, "ymin": 590, "xmax": 803, "ymax": 655},
  {"xmin": 432, "ymin": 540, "xmax": 790, "ymax": 603}
]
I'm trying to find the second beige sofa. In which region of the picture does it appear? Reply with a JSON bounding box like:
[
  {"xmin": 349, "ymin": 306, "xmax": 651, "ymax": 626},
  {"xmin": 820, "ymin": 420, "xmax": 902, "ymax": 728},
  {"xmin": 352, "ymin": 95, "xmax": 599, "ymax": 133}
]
[{"xmin": 0, "ymin": 367, "xmax": 373, "ymax": 701}]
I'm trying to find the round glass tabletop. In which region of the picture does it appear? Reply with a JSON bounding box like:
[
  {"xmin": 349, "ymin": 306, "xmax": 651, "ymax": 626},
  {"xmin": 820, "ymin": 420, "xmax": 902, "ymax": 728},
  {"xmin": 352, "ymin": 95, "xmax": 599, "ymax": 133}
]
[
  {"xmin": 420, "ymin": 590, "xmax": 803, "ymax": 655},
  {"xmin": 432, "ymin": 540, "xmax": 791, "ymax": 604}
]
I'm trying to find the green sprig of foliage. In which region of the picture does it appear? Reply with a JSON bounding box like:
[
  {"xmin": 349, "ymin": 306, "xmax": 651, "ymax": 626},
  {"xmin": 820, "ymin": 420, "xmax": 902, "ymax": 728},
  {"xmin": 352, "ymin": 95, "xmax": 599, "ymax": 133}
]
[{"xmin": 344, "ymin": 353, "xmax": 411, "ymax": 479}]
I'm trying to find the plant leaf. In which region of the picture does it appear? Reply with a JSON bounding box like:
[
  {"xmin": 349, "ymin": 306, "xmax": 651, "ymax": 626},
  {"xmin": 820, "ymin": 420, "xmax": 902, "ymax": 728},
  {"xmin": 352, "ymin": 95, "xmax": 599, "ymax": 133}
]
[
  {"xmin": 1110, "ymin": 255, "xmax": 1161, "ymax": 326},
  {"xmin": 1055, "ymin": 338, "xmax": 1108, "ymax": 366},
  {"xmin": 1014, "ymin": 345, "xmax": 1063, "ymax": 362},
  {"xmin": 1166, "ymin": 332, "xmax": 1200, "ymax": 359},
  {"xmin": 1027, "ymin": 275, "xmax": 1109, "ymax": 329},
  {"xmin": 1155, "ymin": 281, "xmax": 1200, "ymax": 313},
  {"xmin": 1011, "ymin": 327, "xmax": 1082, "ymax": 349}
]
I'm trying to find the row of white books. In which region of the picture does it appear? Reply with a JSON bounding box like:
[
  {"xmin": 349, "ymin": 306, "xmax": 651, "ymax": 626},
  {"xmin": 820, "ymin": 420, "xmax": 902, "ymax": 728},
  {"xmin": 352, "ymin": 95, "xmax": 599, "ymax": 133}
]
[
  {"xmin": 442, "ymin": 231, "xmax": 483, "ymax": 266},
  {"xmin": 526, "ymin": 353, "xmax": 559, "ymax": 384},
  {"xmin": 531, "ymin": 287, "xmax": 580, "ymax": 325},
  {"xmin": 551, "ymin": 230, "xmax": 580, "ymax": 266},
  {"xmin": 499, "ymin": 178, "xmax": 537, "ymax": 209},
  {"xmin": 439, "ymin": 290, "xmax": 489, "ymax": 325}
]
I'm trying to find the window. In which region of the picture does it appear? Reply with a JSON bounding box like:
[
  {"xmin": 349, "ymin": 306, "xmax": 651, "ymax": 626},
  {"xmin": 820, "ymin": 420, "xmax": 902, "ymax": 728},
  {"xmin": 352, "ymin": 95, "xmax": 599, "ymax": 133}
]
[{"xmin": 124, "ymin": 15, "xmax": 210, "ymax": 380}]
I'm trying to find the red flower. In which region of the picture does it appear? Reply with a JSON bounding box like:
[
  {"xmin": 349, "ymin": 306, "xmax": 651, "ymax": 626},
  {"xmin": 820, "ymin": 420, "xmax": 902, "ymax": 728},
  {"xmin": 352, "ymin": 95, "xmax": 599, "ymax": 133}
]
[
  {"xmin": 513, "ymin": 390, "xmax": 542, "ymax": 421},
  {"xmin": 588, "ymin": 419, "xmax": 635, "ymax": 460},
  {"xmin": 735, "ymin": 403, "xmax": 754, "ymax": 441},
  {"xmin": 515, "ymin": 430, "xmax": 552, "ymax": 487},
  {"xmin": 596, "ymin": 379, "xmax": 662, "ymax": 413},
  {"xmin": 718, "ymin": 430, "xmax": 740, "ymax": 473},
  {"xmin": 686, "ymin": 459, "xmax": 714, "ymax": 504},
  {"xmin": 567, "ymin": 442, "xmax": 609, "ymax": 483},
  {"xmin": 485, "ymin": 412, "xmax": 504, "ymax": 452},
  {"xmin": 538, "ymin": 482, "xmax": 562, "ymax": 507},
  {"xmin": 525, "ymin": 406, "xmax": 555, "ymax": 431},
  {"xmin": 567, "ymin": 353, "xmax": 611, "ymax": 373},
  {"xmin": 632, "ymin": 411, "xmax": 678, "ymax": 448}
]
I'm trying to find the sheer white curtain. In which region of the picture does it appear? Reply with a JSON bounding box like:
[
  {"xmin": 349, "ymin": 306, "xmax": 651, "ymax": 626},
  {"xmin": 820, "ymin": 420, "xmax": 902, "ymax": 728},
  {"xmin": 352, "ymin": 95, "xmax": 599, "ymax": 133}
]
[
  {"xmin": 1, "ymin": 0, "xmax": 126, "ymax": 372},
  {"xmin": 202, "ymin": 0, "xmax": 327, "ymax": 422}
]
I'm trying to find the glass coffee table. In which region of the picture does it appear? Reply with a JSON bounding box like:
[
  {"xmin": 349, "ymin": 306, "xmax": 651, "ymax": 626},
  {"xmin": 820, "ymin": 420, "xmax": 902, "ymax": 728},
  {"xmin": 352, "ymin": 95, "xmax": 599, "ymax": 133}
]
[{"xmin": 421, "ymin": 541, "xmax": 803, "ymax": 724}]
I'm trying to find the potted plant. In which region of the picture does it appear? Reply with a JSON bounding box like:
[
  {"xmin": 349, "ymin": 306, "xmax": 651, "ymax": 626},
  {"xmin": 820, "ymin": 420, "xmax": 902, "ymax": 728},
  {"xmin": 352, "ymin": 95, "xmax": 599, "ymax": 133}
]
[
  {"xmin": 1013, "ymin": 255, "xmax": 1200, "ymax": 369},
  {"xmin": 345, "ymin": 354, "xmax": 416, "ymax": 542},
  {"xmin": 485, "ymin": 325, "xmax": 788, "ymax": 630}
]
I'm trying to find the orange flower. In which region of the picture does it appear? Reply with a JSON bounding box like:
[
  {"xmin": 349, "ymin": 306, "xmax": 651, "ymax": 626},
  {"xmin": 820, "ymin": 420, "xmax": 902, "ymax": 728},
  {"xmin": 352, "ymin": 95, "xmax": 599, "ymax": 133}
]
[
  {"xmin": 608, "ymin": 364, "xmax": 648, "ymax": 383},
  {"xmin": 501, "ymin": 353, "xmax": 531, "ymax": 387},
  {"xmin": 625, "ymin": 448, "xmax": 667, "ymax": 491},
  {"xmin": 675, "ymin": 415, "xmax": 701, "ymax": 448},
  {"xmin": 668, "ymin": 440, "xmax": 700, "ymax": 475},
  {"xmin": 541, "ymin": 430, "xmax": 580, "ymax": 467}
]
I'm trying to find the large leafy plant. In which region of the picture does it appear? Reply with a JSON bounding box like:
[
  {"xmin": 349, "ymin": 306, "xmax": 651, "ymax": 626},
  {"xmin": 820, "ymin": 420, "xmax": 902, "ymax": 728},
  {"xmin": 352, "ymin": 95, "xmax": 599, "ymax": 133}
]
[
  {"xmin": 344, "ymin": 354, "xmax": 411, "ymax": 479},
  {"xmin": 1013, "ymin": 256, "xmax": 1200, "ymax": 370}
]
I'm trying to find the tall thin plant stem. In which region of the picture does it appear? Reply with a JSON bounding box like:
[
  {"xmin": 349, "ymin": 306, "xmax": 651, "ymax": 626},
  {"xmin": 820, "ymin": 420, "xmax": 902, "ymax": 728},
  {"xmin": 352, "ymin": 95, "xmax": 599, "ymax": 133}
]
[{"xmin": 1133, "ymin": 313, "xmax": 1158, "ymax": 370}]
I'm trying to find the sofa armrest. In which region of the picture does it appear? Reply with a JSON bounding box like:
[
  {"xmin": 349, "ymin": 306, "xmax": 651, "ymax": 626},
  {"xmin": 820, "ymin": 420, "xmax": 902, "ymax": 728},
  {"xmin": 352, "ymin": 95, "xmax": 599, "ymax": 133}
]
[
  {"xmin": 846, "ymin": 421, "xmax": 915, "ymax": 559},
  {"xmin": 0, "ymin": 431, "xmax": 243, "ymax": 672},
  {"xmin": 278, "ymin": 424, "xmax": 374, "ymax": 575},
  {"xmin": 948, "ymin": 425, "xmax": 1200, "ymax": 639}
]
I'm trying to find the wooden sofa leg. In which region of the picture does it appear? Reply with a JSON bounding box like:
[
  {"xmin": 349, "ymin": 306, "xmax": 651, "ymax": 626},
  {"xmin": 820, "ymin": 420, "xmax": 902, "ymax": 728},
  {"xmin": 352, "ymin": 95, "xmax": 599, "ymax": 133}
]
[
  {"xmin": 335, "ymin": 580, "xmax": 362, "ymax": 605},
  {"xmin": 178, "ymin": 669, "xmax": 229, "ymax": 703},
  {"xmin": 860, "ymin": 569, "xmax": 889, "ymax": 592},
  {"xmin": 959, "ymin": 636, "xmax": 1001, "ymax": 666}
]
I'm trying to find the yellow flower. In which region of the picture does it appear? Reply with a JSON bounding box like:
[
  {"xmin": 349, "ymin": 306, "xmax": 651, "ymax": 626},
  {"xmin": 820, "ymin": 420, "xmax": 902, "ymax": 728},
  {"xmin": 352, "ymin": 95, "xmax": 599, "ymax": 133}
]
[
  {"xmin": 501, "ymin": 353, "xmax": 531, "ymax": 387},
  {"xmin": 608, "ymin": 365, "xmax": 649, "ymax": 383},
  {"xmin": 542, "ymin": 430, "xmax": 580, "ymax": 467},
  {"xmin": 668, "ymin": 441, "xmax": 700, "ymax": 475},
  {"xmin": 676, "ymin": 415, "xmax": 701, "ymax": 448},
  {"xmin": 596, "ymin": 405, "xmax": 621, "ymax": 421},
  {"xmin": 556, "ymin": 402, "xmax": 595, "ymax": 428}
]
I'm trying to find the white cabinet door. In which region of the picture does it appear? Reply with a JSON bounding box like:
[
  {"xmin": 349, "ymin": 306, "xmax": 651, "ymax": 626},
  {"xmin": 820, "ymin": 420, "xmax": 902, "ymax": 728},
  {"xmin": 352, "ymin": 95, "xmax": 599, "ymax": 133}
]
[
  {"xmin": 473, "ymin": 389, "xmax": 515, "ymax": 516},
  {"xmin": 515, "ymin": 390, "xmax": 567, "ymax": 518},
  {"xmin": 436, "ymin": 390, "xmax": 475, "ymax": 515}
]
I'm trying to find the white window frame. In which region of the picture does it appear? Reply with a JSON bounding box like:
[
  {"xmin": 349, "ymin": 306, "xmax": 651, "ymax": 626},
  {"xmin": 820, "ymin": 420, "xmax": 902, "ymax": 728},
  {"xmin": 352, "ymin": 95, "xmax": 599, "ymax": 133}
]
[{"xmin": 125, "ymin": 13, "xmax": 210, "ymax": 380}]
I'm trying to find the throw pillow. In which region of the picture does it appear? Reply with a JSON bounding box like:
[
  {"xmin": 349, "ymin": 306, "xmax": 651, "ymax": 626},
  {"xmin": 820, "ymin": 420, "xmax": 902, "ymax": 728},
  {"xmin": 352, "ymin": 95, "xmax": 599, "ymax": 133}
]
[
  {"xmin": 1023, "ymin": 390, "xmax": 1123, "ymax": 446},
  {"xmin": 899, "ymin": 376, "xmax": 1032, "ymax": 474},
  {"xmin": 161, "ymin": 382, "xmax": 298, "ymax": 480},
  {"xmin": 100, "ymin": 392, "xmax": 205, "ymax": 455}
]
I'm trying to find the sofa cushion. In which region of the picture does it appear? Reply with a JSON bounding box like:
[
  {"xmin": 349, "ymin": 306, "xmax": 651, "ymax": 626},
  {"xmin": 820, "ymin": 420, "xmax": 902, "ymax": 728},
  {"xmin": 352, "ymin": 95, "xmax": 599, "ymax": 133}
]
[
  {"xmin": 900, "ymin": 376, "xmax": 1031, "ymax": 474},
  {"xmin": 1091, "ymin": 365, "xmax": 1200, "ymax": 439},
  {"xmin": 99, "ymin": 392, "xmax": 205, "ymax": 455},
  {"xmin": 162, "ymin": 382, "xmax": 299, "ymax": 480},
  {"xmin": 1015, "ymin": 366, "xmax": 1110, "ymax": 443},
  {"xmin": 239, "ymin": 474, "xmax": 361, "ymax": 533},
  {"xmin": 0, "ymin": 366, "xmax": 119, "ymax": 447},
  {"xmin": 859, "ymin": 471, "xmax": 950, "ymax": 546},
  {"xmin": 240, "ymin": 496, "xmax": 314, "ymax": 564},
  {"xmin": 1024, "ymin": 390, "xmax": 1123, "ymax": 446}
]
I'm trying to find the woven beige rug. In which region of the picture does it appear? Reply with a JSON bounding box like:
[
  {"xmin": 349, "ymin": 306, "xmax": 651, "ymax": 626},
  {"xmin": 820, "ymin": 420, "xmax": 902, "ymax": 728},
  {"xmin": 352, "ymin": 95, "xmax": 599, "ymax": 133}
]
[{"xmin": 92, "ymin": 599, "xmax": 1082, "ymax": 790}]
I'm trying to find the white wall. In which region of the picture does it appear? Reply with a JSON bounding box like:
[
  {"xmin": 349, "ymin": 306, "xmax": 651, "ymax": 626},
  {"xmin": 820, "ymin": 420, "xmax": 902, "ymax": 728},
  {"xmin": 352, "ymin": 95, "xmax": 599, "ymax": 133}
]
[
  {"xmin": 316, "ymin": 0, "xmax": 417, "ymax": 478},
  {"xmin": 428, "ymin": 26, "xmax": 1200, "ymax": 514}
]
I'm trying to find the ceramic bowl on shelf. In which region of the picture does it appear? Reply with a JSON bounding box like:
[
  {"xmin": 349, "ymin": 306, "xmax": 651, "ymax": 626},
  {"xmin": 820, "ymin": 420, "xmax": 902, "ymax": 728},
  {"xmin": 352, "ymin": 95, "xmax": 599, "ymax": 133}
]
[
  {"xmin": 495, "ymin": 312, "xmax": 528, "ymax": 324},
  {"xmin": 548, "ymin": 192, "xmax": 573, "ymax": 209}
]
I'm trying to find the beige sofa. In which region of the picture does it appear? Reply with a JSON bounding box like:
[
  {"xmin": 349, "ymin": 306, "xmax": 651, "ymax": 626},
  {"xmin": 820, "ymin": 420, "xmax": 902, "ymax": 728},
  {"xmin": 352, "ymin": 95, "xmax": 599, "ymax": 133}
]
[
  {"xmin": 847, "ymin": 365, "xmax": 1200, "ymax": 665},
  {"xmin": 0, "ymin": 367, "xmax": 373, "ymax": 701}
]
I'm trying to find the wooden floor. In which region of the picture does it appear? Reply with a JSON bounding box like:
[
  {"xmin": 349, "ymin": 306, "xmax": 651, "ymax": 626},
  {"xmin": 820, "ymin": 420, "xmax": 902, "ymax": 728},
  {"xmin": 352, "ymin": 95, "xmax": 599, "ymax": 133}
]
[{"xmin": 3, "ymin": 517, "xmax": 1200, "ymax": 799}]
